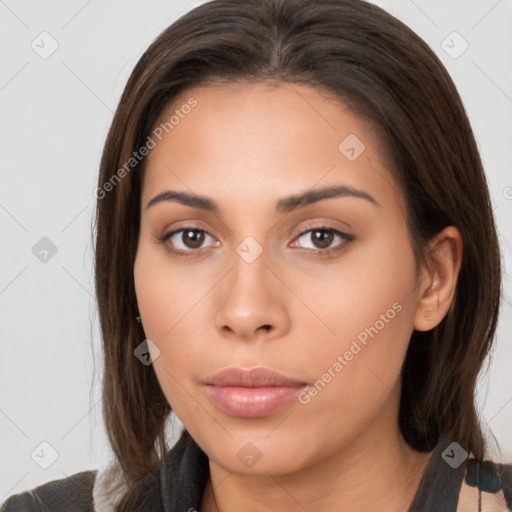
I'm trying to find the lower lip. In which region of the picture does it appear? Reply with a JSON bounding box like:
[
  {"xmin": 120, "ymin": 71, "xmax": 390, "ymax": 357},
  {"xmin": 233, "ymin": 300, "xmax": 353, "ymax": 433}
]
[{"xmin": 205, "ymin": 385, "xmax": 306, "ymax": 418}]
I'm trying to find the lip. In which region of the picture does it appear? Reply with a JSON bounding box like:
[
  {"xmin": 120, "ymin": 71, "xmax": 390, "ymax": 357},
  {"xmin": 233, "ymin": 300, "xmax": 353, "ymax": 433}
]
[{"xmin": 204, "ymin": 367, "xmax": 308, "ymax": 418}]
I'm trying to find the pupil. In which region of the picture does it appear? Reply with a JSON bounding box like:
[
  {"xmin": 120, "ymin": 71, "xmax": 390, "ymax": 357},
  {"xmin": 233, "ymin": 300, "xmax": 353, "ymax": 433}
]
[
  {"xmin": 184, "ymin": 230, "xmax": 204, "ymax": 248},
  {"xmin": 313, "ymin": 229, "xmax": 333, "ymax": 248}
]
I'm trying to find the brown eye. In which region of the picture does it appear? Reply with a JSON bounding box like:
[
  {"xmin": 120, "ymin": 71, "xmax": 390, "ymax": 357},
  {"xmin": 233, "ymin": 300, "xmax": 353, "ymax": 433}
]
[
  {"xmin": 159, "ymin": 228, "xmax": 220, "ymax": 256},
  {"xmin": 181, "ymin": 229, "xmax": 205, "ymax": 249},
  {"xmin": 309, "ymin": 229, "xmax": 334, "ymax": 249},
  {"xmin": 294, "ymin": 226, "xmax": 353, "ymax": 252}
]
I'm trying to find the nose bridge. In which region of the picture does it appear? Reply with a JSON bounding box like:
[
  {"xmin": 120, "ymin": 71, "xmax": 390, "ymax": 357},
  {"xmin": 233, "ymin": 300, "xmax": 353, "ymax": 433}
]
[
  {"xmin": 213, "ymin": 239, "xmax": 291, "ymax": 340},
  {"xmin": 231, "ymin": 240, "xmax": 271, "ymax": 301}
]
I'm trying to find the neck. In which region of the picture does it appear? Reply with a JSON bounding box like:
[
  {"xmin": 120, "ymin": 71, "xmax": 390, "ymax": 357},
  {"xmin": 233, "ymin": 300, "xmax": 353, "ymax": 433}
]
[{"xmin": 200, "ymin": 413, "xmax": 434, "ymax": 512}]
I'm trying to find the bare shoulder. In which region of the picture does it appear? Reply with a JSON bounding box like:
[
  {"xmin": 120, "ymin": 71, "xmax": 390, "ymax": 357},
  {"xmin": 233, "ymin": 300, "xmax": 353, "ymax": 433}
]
[
  {"xmin": 0, "ymin": 470, "xmax": 97, "ymax": 512},
  {"xmin": 457, "ymin": 458, "xmax": 512, "ymax": 512}
]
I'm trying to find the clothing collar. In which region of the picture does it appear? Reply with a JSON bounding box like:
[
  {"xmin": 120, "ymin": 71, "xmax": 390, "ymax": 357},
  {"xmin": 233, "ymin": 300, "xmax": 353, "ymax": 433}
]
[{"xmin": 160, "ymin": 429, "xmax": 210, "ymax": 512}]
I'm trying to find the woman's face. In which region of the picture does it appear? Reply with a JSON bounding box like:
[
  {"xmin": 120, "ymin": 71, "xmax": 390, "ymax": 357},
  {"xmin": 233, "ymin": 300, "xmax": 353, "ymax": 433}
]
[{"xmin": 134, "ymin": 81, "xmax": 428, "ymax": 475}]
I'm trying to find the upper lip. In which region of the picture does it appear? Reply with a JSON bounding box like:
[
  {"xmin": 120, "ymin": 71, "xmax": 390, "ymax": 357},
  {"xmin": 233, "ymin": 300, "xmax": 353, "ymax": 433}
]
[{"xmin": 205, "ymin": 367, "xmax": 307, "ymax": 387}]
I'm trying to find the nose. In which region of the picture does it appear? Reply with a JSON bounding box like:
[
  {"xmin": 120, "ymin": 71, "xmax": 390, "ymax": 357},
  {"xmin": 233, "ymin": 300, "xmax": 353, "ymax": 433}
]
[{"xmin": 213, "ymin": 252, "xmax": 291, "ymax": 342}]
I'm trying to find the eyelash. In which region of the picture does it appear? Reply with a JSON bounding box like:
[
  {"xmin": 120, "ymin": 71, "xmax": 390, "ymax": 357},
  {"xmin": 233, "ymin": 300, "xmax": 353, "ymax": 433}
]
[{"xmin": 156, "ymin": 224, "xmax": 354, "ymax": 259}]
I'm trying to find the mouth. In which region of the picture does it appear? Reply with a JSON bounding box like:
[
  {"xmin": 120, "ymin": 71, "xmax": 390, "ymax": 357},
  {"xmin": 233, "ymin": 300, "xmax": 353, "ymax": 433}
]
[{"xmin": 204, "ymin": 367, "xmax": 308, "ymax": 418}]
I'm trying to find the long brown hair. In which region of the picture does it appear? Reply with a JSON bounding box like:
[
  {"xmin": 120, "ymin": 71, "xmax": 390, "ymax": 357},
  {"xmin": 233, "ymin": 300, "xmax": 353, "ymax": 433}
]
[{"xmin": 93, "ymin": 0, "xmax": 501, "ymax": 501}]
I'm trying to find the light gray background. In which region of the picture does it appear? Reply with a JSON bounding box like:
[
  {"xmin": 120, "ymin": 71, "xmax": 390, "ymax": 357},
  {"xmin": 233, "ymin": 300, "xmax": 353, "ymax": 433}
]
[{"xmin": 1, "ymin": 0, "xmax": 511, "ymax": 499}]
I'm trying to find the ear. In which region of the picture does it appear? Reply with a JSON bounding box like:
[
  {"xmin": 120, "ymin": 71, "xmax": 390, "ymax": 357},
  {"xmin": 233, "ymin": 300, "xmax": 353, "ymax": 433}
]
[{"xmin": 413, "ymin": 226, "xmax": 463, "ymax": 332}]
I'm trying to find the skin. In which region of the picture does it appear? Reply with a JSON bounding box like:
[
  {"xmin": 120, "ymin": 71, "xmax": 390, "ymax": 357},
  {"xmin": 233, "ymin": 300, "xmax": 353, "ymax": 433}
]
[{"xmin": 133, "ymin": 81, "xmax": 462, "ymax": 512}]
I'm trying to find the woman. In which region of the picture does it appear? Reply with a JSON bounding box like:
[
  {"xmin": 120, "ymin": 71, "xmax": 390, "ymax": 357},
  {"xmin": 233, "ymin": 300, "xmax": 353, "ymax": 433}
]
[{"xmin": 2, "ymin": 0, "xmax": 511, "ymax": 510}]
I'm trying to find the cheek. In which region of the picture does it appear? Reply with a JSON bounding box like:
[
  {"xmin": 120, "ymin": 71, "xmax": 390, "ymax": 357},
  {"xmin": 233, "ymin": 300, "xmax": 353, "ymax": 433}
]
[
  {"xmin": 300, "ymin": 231, "xmax": 418, "ymax": 402},
  {"xmin": 316, "ymin": 229, "xmax": 417, "ymax": 341},
  {"xmin": 133, "ymin": 243, "xmax": 214, "ymax": 402},
  {"xmin": 133, "ymin": 241, "xmax": 205, "ymax": 341}
]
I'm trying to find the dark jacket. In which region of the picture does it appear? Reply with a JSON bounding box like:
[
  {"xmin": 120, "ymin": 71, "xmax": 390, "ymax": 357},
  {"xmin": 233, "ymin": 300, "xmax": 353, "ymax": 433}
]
[{"xmin": 2, "ymin": 430, "xmax": 511, "ymax": 511}]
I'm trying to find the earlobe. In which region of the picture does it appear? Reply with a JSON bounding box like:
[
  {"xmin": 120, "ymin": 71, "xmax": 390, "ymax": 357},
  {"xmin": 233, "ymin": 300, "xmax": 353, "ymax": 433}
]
[{"xmin": 413, "ymin": 226, "xmax": 463, "ymax": 332}]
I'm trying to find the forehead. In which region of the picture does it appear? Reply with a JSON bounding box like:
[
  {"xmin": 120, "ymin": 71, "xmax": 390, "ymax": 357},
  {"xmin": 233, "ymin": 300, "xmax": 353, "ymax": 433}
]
[{"xmin": 141, "ymin": 81, "xmax": 402, "ymax": 214}]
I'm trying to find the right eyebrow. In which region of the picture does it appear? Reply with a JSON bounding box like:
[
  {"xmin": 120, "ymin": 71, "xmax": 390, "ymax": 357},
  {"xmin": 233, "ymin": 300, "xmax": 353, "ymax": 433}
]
[{"xmin": 146, "ymin": 190, "xmax": 218, "ymax": 212}]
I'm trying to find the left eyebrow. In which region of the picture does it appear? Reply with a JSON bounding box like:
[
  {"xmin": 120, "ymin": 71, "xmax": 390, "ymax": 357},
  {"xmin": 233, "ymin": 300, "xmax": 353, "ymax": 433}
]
[
  {"xmin": 275, "ymin": 184, "xmax": 379, "ymax": 213},
  {"xmin": 145, "ymin": 184, "xmax": 379, "ymax": 213}
]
